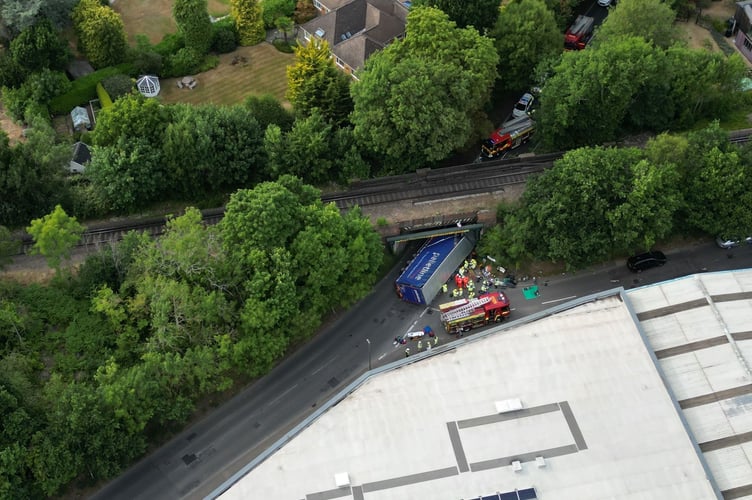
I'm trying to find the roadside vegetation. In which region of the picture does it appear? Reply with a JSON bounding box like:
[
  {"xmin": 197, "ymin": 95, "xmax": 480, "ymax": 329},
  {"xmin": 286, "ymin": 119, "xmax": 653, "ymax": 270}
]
[{"xmin": 2, "ymin": 0, "xmax": 752, "ymax": 495}]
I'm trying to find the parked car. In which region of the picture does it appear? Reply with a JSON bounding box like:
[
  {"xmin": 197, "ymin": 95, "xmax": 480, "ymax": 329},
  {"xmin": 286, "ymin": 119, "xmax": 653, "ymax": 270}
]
[
  {"xmin": 716, "ymin": 235, "xmax": 752, "ymax": 249},
  {"xmin": 627, "ymin": 251, "xmax": 667, "ymax": 272},
  {"xmin": 598, "ymin": 0, "xmax": 612, "ymax": 7},
  {"xmin": 512, "ymin": 93, "xmax": 535, "ymax": 118}
]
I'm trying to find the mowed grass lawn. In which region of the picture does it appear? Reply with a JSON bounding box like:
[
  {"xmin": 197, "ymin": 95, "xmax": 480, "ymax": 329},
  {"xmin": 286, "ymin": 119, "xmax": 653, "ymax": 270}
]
[
  {"xmin": 113, "ymin": 0, "xmax": 231, "ymax": 44},
  {"xmin": 159, "ymin": 44, "xmax": 294, "ymax": 106}
]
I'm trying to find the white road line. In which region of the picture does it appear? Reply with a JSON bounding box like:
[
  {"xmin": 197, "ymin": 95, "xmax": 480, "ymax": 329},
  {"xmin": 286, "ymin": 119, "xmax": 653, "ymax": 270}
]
[
  {"xmin": 311, "ymin": 356, "xmax": 337, "ymax": 375},
  {"xmin": 419, "ymin": 307, "xmax": 430, "ymax": 318},
  {"xmin": 541, "ymin": 295, "xmax": 577, "ymax": 305},
  {"xmin": 378, "ymin": 353, "xmax": 387, "ymax": 360},
  {"xmin": 266, "ymin": 384, "xmax": 298, "ymax": 407}
]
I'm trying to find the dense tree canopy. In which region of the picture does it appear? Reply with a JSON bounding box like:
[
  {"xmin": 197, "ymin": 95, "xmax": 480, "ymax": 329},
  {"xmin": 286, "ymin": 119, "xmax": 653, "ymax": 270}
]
[
  {"xmin": 72, "ymin": 0, "xmax": 128, "ymax": 68},
  {"xmin": 537, "ymin": 36, "xmax": 745, "ymax": 150},
  {"xmin": 0, "ymin": 0, "xmax": 77, "ymax": 34},
  {"xmin": 9, "ymin": 19, "xmax": 71, "ymax": 73},
  {"xmin": 491, "ymin": 0, "xmax": 561, "ymax": 91},
  {"xmin": 595, "ymin": 0, "xmax": 678, "ymax": 49},
  {"xmin": 173, "ymin": 0, "xmax": 213, "ymax": 55},
  {"xmin": 231, "ymin": 0, "xmax": 265, "ymax": 45},
  {"xmin": 411, "ymin": 0, "xmax": 501, "ymax": 33},
  {"xmin": 286, "ymin": 40, "xmax": 353, "ymax": 125},
  {"xmin": 351, "ymin": 6, "xmax": 499, "ymax": 171}
]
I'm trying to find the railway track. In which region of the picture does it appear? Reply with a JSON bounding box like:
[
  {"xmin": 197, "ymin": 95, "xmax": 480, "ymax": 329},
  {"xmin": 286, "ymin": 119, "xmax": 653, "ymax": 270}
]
[{"xmin": 10, "ymin": 126, "xmax": 752, "ymax": 256}]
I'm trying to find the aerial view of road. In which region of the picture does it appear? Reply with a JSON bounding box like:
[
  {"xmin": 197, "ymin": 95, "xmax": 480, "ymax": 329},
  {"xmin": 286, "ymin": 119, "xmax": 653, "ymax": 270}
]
[{"xmin": 91, "ymin": 239, "xmax": 752, "ymax": 500}]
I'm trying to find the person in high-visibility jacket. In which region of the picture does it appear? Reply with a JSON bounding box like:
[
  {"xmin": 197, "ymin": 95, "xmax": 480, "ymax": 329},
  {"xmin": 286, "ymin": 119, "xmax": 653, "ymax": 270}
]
[{"xmin": 442, "ymin": 283, "xmax": 448, "ymax": 294}]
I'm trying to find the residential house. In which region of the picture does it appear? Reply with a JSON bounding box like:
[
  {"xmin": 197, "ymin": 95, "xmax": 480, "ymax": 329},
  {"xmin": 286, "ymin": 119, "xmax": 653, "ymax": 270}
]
[
  {"xmin": 734, "ymin": 0, "xmax": 752, "ymax": 62},
  {"xmin": 299, "ymin": 0, "xmax": 409, "ymax": 77}
]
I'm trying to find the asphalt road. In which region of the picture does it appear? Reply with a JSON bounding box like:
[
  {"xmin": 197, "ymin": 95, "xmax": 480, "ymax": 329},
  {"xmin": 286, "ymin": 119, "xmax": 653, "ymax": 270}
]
[{"xmin": 91, "ymin": 238, "xmax": 752, "ymax": 500}]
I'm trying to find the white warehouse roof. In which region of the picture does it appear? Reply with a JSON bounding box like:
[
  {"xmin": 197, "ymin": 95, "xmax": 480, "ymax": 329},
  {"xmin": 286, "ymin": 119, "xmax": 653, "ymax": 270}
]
[{"xmin": 213, "ymin": 268, "xmax": 752, "ymax": 500}]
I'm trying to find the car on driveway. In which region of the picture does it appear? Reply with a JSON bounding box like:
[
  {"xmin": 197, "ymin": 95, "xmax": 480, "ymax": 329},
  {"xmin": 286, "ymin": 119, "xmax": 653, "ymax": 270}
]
[
  {"xmin": 598, "ymin": 0, "xmax": 613, "ymax": 6},
  {"xmin": 627, "ymin": 250, "xmax": 667, "ymax": 272},
  {"xmin": 716, "ymin": 235, "xmax": 752, "ymax": 249},
  {"xmin": 512, "ymin": 93, "xmax": 535, "ymax": 118}
]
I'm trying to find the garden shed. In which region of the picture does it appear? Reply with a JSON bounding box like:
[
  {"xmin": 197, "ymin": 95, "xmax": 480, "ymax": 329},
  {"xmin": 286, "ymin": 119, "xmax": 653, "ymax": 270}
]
[{"xmin": 136, "ymin": 75, "xmax": 160, "ymax": 97}]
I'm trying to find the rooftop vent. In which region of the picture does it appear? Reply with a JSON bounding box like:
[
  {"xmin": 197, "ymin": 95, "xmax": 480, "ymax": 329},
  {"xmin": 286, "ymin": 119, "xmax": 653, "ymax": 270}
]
[
  {"xmin": 315, "ymin": 28, "xmax": 326, "ymax": 37},
  {"xmin": 346, "ymin": 31, "xmax": 352, "ymax": 38}
]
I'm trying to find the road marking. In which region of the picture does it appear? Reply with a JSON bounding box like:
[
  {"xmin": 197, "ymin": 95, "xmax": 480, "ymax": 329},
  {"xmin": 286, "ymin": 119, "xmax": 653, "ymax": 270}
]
[
  {"xmin": 378, "ymin": 353, "xmax": 387, "ymax": 360},
  {"xmin": 311, "ymin": 356, "xmax": 337, "ymax": 375},
  {"xmin": 419, "ymin": 307, "xmax": 430, "ymax": 318},
  {"xmin": 266, "ymin": 384, "xmax": 298, "ymax": 407},
  {"xmin": 541, "ymin": 295, "xmax": 577, "ymax": 305}
]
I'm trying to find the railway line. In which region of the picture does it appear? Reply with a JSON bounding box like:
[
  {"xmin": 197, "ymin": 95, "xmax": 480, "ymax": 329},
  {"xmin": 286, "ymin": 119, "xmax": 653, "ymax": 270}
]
[
  {"xmin": 13, "ymin": 153, "xmax": 562, "ymax": 254},
  {"xmin": 10, "ymin": 126, "xmax": 752, "ymax": 256}
]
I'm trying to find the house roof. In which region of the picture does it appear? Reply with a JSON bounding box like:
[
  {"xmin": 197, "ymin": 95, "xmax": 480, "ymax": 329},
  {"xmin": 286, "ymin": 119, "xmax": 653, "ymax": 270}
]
[
  {"xmin": 214, "ymin": 268, "xmax": 752, "ymax": 499},
  {"xmin": 302, "ymin": 0, "xmax": 407, "ymax": 71},
  {"xmin": 71, "ymin": 142, "xmax": 91, "ymax": 165}
]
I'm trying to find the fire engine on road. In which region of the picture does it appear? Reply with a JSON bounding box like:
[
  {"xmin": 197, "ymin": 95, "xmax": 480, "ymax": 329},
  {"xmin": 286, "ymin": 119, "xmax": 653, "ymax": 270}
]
[
  {"xmin": 565, "ymin": 15, "xmax": 594, "ymax": 50},
  {"xmin": 479, "ymin": 115, "xmax": 535, "ymax": 160},
  {"xmin": 439, "ymin": 291, "xmax": 511, "ymax": 335}
]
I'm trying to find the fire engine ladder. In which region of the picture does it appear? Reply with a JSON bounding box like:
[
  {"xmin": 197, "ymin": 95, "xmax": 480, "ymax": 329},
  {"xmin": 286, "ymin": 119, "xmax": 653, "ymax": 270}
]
[{"xmin": 441, "ymin": 296, "xmax": 492, "ymax": 322}]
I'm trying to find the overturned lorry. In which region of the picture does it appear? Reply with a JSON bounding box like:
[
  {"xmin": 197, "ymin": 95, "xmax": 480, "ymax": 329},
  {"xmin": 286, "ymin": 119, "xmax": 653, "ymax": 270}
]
[{"xmin": 439, "ymin": 291, "xmax": 511, "ymax": 335}]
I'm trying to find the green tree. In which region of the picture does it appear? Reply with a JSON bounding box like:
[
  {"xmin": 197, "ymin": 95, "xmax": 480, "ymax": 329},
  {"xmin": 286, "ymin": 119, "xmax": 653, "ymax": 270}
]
[
  {"xmin": 101, "ymin": 74, "xmax": 134, "ymax": 99},
  {"xmin": 351, "ymin": 6, "xmax": 499, "ymax": 170},
  {"xmin": 515, "ymin": 147, "xmax": 678, "ymax": 267},
  {"xmin": 244, "ymin": 94, "xmax": 295, "ymax": 131},
  {"xmin": 491, "ymin": 0, "xmax": 561, "ymax": 91},
  {"xmin": 9, "ymin": 19, "xmax": 71, "ymax": 73},
  {"xmin": 262, "ymin": 0, "xmax": 295, "ymax": 28},
  {"xmin": 0, "ymin": 0, "xmax": 77, "ymax": 34},
  {"xmin": 538, "ymin": 36, "xmax": 658, "ymax": 150},
  {"xmin": 93, "ymin": 93, "xmax": 170, "ymax": 148},
  {"xmin": 411, "ymin": 0, "xmax": 501, "ymax": 32},
  {"xmin": 26, "ymin": 205, "xmax": 85, "ymax": 271},
  {"xmin": 231, "ymin": 0, "xmax": 266, "ymax": 45},
  {"xmin": 0, "ymin": 226, "xmax": 19, "ymax": 270},
  {"xmin": 86, "ymin": 137, "xmax": 166, "ymax": 212},
  {"xmin": 293, "ymin": 0, "xmax": 317, "ymax": 24},
  {"xmin": 73, "ymin": 0, "xmax": 128, "ymax": 68},
  {"xmin": 1, "ymin": 69, "xmax": 71, "ymax": 120},
  {"xmin": 595, "ymin": 0, "xmax": 678, "ymax": 49},
  {"xmin": 286, "ymin": 39, "xmax": 353, "ymax": 124},
  {"xmin": 173, "ymin": 0, "xmax": 213, "ymax": 55},
  {"xmin": 265, "ymin": 111, "xmax": 368, "ymax": 183},
  {"xmin": 683, "ymin": 124, "xmax": 752, "ymax": 237}
]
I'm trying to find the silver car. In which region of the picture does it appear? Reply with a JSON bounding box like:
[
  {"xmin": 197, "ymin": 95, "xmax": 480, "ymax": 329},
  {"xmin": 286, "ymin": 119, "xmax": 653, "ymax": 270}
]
[{"xmin": 716, "ymin": 235, "xmax": 752, "ymax": 249}]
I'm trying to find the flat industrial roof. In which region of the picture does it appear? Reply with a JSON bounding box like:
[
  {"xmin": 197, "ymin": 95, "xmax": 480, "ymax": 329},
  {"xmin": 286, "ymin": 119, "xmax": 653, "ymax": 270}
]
[
  {"xmin": 626, "ymin": 269, "xmax": 752, "ymax": 499},
  {"xmin": 218, "ymin": 288, "xmax": 723, "ymax": 499}
]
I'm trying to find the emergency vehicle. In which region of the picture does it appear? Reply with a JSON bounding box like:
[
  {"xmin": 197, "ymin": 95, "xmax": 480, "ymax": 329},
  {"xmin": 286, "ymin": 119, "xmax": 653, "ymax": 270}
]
[
  {"xmin": 439, "ymin": 291, "xmax": 511, "ymax": 335},
  {"xmin": 480, "ymin": 115, "xmax": 535, "ymax": 160},
  {"xmin": 564, "ymin": 15, "xmax": 594, "ymax": 50}
]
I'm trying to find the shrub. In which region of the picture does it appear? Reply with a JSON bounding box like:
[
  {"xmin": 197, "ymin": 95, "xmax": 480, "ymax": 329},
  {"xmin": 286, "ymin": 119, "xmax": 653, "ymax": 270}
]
[
  {"xmin": 154, "ymin": 32, "xmax": 185, "ymax": 57},
  {"xmin": 48, "ymin": 63, "xmax": 133, "ymax": 115},
  {"xmin": 101, "ymin": 74, "xmax": 134, "ymax": 99},
  {"xmin": 272, "ymin": 39, "xmax": 295, "ymax": 53},
  {"xmin": 96, "ymin": 82, "xmax": 113, "ymax": 108},
  {"xmin": 211, "ymin": 19, "xmax": 239, "ymax": 53},
  {"xmin": 165, "ymin": 47, "xmax": 202, "ymax": 77},
  {"xmin": 131, "ymin": 48, "xmax": 164, "ymax": 76}
]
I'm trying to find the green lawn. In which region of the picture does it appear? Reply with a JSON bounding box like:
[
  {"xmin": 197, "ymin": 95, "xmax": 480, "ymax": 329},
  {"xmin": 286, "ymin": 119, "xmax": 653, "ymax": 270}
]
[
  {"xmin": 113, "ymin": 0, "xmax": 232, "ymax": 44},
  {"xmin": 158, "ymin": 44, "xmax": 294, "ymax": 105}
]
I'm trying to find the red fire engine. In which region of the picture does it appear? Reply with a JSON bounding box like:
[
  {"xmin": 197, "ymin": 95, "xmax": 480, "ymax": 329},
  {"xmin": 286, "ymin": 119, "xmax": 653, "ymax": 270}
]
[
  {"xmin": 480, "ymin": 115, "xmax": 535, "ymax": 160},
  {"xmin": 564, "ymin": 15, "xmax": 594, "ymax": 50},
  {"xmin": 439, "ymin": 291, "xmax": 511, "ymax": 335}
]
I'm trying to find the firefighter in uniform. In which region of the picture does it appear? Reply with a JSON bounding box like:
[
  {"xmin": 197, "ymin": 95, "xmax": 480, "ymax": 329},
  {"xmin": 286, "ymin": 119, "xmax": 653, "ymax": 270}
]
[
  {"xmin": 405, "ymin": 348, "xmax": 410, "ymax": 357},
  {"xmin": 442, "ymin": 283, "xmax": 448, "ymax": 294}
]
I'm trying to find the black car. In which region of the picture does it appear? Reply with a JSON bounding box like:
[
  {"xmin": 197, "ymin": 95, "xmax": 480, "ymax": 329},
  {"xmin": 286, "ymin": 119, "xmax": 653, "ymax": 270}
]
[{"xmin": 627, "ymin": 251, "xmax": 667, "ymax": 272}]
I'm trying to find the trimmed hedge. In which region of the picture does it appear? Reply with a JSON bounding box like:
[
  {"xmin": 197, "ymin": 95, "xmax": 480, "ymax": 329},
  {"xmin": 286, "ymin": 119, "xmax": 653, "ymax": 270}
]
[
  {"xmin": 95, "ymin": 82, "xmax": 113, "ymax": 108},
  {"xmin": 49, "ymin": 63, "xmax": 133, "ymax": 114}
]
